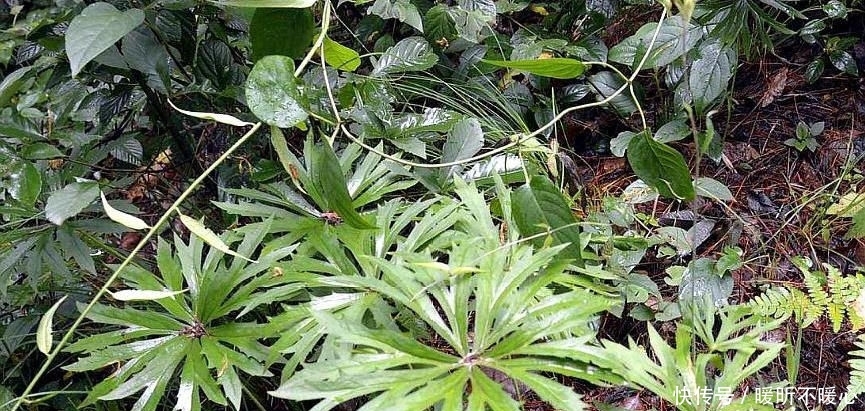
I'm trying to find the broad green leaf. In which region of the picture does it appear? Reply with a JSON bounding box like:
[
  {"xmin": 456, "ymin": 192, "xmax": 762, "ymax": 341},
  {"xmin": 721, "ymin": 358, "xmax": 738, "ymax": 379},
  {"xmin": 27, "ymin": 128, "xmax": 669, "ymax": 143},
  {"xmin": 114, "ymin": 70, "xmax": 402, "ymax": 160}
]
[
  {"xmin": 100, "ymin": 191, "xmax": 150, "ymax": 230},
  {"xmin": 805, "ymin": 59, "xmax": 824, "ymax": 83},
  {"xmin": 0, "ymin": 66, "xmax": 33, "ymax": 108},
  {"xmin": 210, "ymin": 0, "xmax": 316, "ymax": 6},
  {"xmin": 45, "ymin": 181, "xmax": 100, "ymax": 225},
  {"xmin": 480, "ymin": 58, "xmax": 586, "ymax": 79},
  {"xmin": 8, "ymin": 162, "xmax": 41, "ymax": 207},
  {"xmin": 308, "ymin": 142, "xmax": 376, "ymax": 229},
  {"xmin": 688, "ymin": 38, "xmax": 736, "ymax": 113},
  {"xmin": 694, "ymin": 177, "xmax": 733, "ymax": 201},
  {"xmin": 36, "ymin": 295, "xmax": 68, "ymax": 355},
  {"xmin": 250, "ymin": 8, "xmax": 314, "ymax": 61},
  {"xmin": 823, "ymin": 0, "xmax": 847, "ymax": 18},
  {"xmin": 65, "ymin": 3, "xmax": 145, "ymax": 77},
  {"xmin": 177, "ymin": 213, "xmax": 258, "ymax": 263},
  {"xmin": 626, "ymin": 131, "xmax": 695, "ymax": 201},
  {"xmin": 371, "ymin": 37, "xmax": 438, "ymax": 76},
  {"xmin": 827, "ymin": 192, "xmax": 865, "ymax": 217},
  {"xmin": 321, "ymin": 36, "xmax": 361, "ymax": 71},
  {"xmin": 424, "ymin": 4, "xmax": 457, "ymax": 45},
  {"xmin": 512, "ymin": 175, "xmax": 583, "ymax": 266},
  {"xmin": 21, "ymin": 142, "xmax": 64, "ymax": 159},
  {"xmin": 846, "ymin": 207, "xmax": 865, "ymax": 239},
  {"xmin": 369, "ymin": 0, "xmax": 423, "ymax": 32},
  {"xmin": 588, "ymin": 71, "xmax": 637, "ymax": 115},
  {"xmin": 110, "ymin": 289, "xmax": 187, "ymax": 301},
  {"xmin": 167, "ymin": 100, "xmax": 254, "ymax": 127},
  {"xmin": 246, "ymin": 55, "xmax": 308, "ymax": 128},
  {"xmin": 608, "ymin": 15, "xmax": 701, "ymax": 69},
  {"xmin": 654, "ymin": 119, "xmax": 690, "ymax": 143},
  {"xmin": 678, "ymin": 257, "xmax": 733, "ymax": 306},
  {"xmin": 442, "ymin": 117, "xmax": 484, "ymax": 174}
]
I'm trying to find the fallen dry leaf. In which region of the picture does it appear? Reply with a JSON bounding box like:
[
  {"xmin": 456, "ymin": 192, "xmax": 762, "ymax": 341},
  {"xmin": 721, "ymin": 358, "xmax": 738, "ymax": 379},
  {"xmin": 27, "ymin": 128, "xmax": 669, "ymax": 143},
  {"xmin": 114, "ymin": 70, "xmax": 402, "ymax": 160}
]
[{"xmin": 758, "ymin": 67, "xmax": 788, "ymax": 107}]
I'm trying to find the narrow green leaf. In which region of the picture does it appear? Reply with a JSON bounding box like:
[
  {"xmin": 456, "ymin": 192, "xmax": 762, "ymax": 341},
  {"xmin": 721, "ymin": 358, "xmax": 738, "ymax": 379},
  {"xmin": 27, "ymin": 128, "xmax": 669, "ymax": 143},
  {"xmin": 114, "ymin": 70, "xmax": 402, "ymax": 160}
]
[
  {"xmin": 110, "ymin": 289, "xmax": 187, "ymax": 301},
  {"xmin": 250, "ymin": 8, "xmax": 314, "ymax": 61},
  {"xmin": 45, "ymin": 181, "xmax": 100, "ymax": 225},
  {"xmin": 309, "ymin": 142, "xmax": 376, "ymax": 229},
  {"xmin": 322, "ymin": 36, "xmax": 361, "ymax": 71},
  {"xmin": 177, "ymin": 213, "xmax": 258, "ymax": 262},
  {"xmin": 101, "ymin": 191, "xmax": 150, "ymax": 230},
  {"xmin": 65, "ymin": 3, "xmax": 144, "ymax": 77},
  {"xmin": 246, "ymin": 55, "xmax": 308, "ymax": 128},
  {"xmin": 626, "ymin": 131, "xmax": 695, "ymax": 200},
  {"xmin": 511, "ymin": 175, "xmax": 583, "ymax": 266},
  {"xmin": 168, "ymin": 100, "xmax": 254, "ymax": 127},
  {"xmin": 480, "ymin": 58, "xmax": 586, "ymax": 79},
  {"xmin": 36, "ymin": 295, "xmax": 68, "ymax": 355}
]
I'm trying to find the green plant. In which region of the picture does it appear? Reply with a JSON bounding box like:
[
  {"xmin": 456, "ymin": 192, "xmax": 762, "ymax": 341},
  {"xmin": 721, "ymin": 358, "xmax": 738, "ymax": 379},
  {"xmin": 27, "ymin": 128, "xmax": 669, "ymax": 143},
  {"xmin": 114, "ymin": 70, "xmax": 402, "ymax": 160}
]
[
  {"xmin": 62, "ymin": 221, "xmax": 290, "ymax": 410},
  {"xmin": 591, "ymin": 302, "xmax": 787, "ymax": 411},
  {"xmin": 784, "ymin": 120, "xmax": 824, "ymax": 152},
  {"xmin": 839, "ymin": 333, "xmax": 865, "ymax": 409},
  {"xmin": 749, "ymin": 257, "xmax": 865, "ymax": 332},
  {"xmin": 267, "ymin": 177, "xmax": 621, "ymax": 410}
]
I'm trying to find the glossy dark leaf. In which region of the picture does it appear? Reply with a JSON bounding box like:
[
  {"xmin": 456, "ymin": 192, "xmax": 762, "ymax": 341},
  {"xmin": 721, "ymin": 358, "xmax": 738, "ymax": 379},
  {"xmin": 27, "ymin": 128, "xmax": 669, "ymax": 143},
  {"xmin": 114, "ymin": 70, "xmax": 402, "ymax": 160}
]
[
  {"xmin": 626, "ymin": 131, "xmax": 695, "ymax": 201},
  {"xmin": 512, "ymin": 175, "xmax": 583, "ymax": 266},
  {"xmin": 250, "ymin": 8, "xmax": 314, "ymax": 61},
  {"xmin": 246, "ymin": 55, "xmax": 308, "ymax": 128}
]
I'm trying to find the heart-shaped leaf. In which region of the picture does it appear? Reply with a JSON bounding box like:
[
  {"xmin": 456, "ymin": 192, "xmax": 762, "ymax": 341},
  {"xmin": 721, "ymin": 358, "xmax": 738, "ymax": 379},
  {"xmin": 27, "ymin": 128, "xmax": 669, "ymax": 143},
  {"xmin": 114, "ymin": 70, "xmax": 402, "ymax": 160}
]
[{"xmin": 246, "ymin": 55, "xmax": 308, "ymax": 128}]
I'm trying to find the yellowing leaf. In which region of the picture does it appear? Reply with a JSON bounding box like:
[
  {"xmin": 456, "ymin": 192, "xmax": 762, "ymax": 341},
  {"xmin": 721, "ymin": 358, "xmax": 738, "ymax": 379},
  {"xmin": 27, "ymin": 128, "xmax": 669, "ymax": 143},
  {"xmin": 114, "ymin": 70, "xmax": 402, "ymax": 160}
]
[
  {"xmin": 36, "ymin": 295, "xmax": 68, "ymax": 355},
  {"xmin": 168, "ymin": 100, "xmax": 255, "ymax": 127},
  {"xmin": 110, "ymin": 289, "xmax": 187, "ymax": 301},
  {"xmin": 178, "ymin": 213, "xmax": 258, "ymax": 263},
  {"xmin": 101, "ymin": 191, "xmax": 149, "ymax": 230},
  {"xmin": 827, "ymin": 192, "xmax": 865, "ymax": 217}
]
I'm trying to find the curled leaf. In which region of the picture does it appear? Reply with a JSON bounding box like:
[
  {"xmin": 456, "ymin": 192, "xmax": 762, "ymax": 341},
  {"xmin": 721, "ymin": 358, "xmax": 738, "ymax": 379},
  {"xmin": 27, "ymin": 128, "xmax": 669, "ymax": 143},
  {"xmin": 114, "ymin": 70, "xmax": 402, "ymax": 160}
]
[
  {"xmin": 101, "ymin": 191, "xmax": 150, "ymax": 230},
  {"xmin": 168, "ymin": 100, "xmax": 255, "ymax": 127},
  {"xmin": 178, "ymin": 213, "xmax": 258, "ymax": 263},
  {"xmin": 37, "ymin": 295, "xmax": 68, "ymax": 355}
]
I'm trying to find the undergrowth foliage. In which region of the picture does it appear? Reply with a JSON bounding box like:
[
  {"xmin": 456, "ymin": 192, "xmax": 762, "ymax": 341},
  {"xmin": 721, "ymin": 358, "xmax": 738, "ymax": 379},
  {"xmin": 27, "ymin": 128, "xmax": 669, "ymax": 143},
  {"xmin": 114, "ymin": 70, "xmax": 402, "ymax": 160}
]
[{"xmin": 1, "ymin": 0, "xmax": 865, "ymax": 410}]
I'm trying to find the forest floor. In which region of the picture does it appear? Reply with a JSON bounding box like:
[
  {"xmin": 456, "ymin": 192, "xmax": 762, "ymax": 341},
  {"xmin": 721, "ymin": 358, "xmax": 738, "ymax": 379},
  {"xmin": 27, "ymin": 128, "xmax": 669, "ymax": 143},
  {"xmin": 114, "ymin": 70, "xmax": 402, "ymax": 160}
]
[{"xmin": 555, "ymin": 32, "xmax": 865, "ymax": 411}]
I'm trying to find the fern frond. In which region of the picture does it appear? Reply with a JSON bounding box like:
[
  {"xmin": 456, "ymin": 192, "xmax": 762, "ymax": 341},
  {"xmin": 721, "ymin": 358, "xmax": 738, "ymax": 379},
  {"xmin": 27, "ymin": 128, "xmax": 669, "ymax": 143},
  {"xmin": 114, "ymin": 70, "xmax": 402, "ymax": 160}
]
[
  {"xmin": 838, "ymin": 334, "xmax": 865, "ymax": 410},
  {"xmin": 748, "ymin": 287, "xmax": 795, "ymax": 320}
]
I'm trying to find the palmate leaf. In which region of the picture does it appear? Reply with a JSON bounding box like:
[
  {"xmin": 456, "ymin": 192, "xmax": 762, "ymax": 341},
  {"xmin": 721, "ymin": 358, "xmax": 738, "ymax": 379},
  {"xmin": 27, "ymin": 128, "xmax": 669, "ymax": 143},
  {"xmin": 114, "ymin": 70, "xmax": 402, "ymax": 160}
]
[
  {"xmin": 272, "ymin": 182, "xmax": 613, "ymax": 409},
  {"xmin": 65, "ymin": 222, "xmax": 290, "ymax": 411}
]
